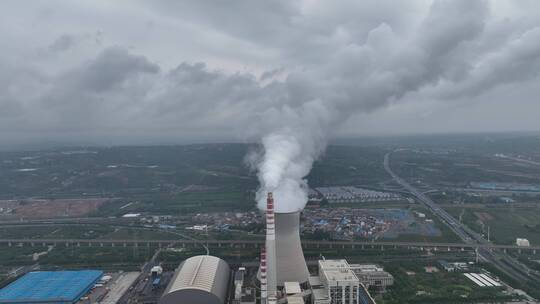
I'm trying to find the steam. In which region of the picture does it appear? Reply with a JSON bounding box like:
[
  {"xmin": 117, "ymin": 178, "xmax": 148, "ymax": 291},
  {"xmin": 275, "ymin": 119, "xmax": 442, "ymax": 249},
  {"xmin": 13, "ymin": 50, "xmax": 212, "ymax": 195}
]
[
  {"xmin": 250, "ymin": 0, "xmax": 493, "ymax": 212},
  {"xmin": 250, "ymin": 100, "xmax": 332, "ymax": 212},
  {"xmin": 2, "ymin": 1, "xmax": 540, "ymax": 212}
]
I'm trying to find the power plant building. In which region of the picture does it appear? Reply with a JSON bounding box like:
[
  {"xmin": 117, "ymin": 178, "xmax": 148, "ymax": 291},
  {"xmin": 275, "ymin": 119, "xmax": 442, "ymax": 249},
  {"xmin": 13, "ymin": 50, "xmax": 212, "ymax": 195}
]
[
  {"xmin": 260, "ymin": 193, "xmax": 310, "ymax": 290},
  {"xmin": 274, "ymin": 211, "xmax": 310, "ymax": 285},
  {"xmin": 349, "ymin": 264, "xmax": 394, "ymax": 292},
  {"xmin": 0, "ymin": 270, "xmax": 103, "ymax": 304},
  {"xmin": 318, "ymin": 260, "xmax": 360, "ymax": 304},
  {"xmin": 160, "ymin": 255, "xmax": 230, "ymax": 304}
]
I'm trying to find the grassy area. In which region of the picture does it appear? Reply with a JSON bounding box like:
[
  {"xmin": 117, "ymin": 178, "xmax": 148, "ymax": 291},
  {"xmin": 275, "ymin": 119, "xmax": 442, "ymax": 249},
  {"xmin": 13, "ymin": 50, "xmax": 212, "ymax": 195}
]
[
  {"xmin": 39, "ymin": 246, "xmax": 154, "ymax": 270},
  {"xmin": 93, "ymin": 191, "xmax": 254, "ymax": 216},
  {"xmin": 43, "ymin": 225, "xmax": 115, "ymax": 239},
  {"xmin": 326, "ymin": 200, "xmax": 410, "ymax": 209},
  {"xmin": 100, "ymin": 227, "xmax": 180, "ymax": 240},
  {"xmin": 444, "ymin": 206, "xmax": 540, "ymax": 245},
  {"xmin": 0, "ymin": 225, "xmax": 115, "ymax": 239},
  {"xmin": 379, "ymin": 261, "xmax": 518, "ymax": 304},
  {"xmin": 0, "ymin": 226, "xmax": 60, "ymax": 239},
  {"xmin": 0, "ymin": 246, "xmax": 48, "ymax": 266}
]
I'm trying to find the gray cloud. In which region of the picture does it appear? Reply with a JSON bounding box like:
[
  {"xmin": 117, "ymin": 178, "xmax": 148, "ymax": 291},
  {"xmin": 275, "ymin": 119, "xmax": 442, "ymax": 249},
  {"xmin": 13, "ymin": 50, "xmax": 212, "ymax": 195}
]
[
  {"xmin": 0, "ymin": 0, "xmax": 540, "ymax": 148},
  {"xmin": 4, "ymin": 0, "xmax": 540, "ymax": 210}
]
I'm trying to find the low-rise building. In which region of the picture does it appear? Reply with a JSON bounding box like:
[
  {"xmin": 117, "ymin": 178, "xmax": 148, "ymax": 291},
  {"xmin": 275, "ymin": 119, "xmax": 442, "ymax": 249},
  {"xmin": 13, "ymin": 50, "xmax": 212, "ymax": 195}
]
[
  {"xmin": 349, "ymin": 264, "xmax": 394, "ymax": 293},
  {"xmin": 516, "ymin": 238, "xmax": 530, "ymax": 247},
  {"xmin": 318, "ymin": 260, "xmax": 360, "ymax": 304},
  {"xmin": 438, "ymin": 260, "xmax": 469, "ymax": 272}
]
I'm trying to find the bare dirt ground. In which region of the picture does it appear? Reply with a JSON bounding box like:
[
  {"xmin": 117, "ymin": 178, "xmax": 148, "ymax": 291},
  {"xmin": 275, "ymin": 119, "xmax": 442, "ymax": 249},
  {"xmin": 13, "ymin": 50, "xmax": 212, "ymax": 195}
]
[
  {"xmin": 474, "ymin": 211, "xmax": 494, "ymax": 222},
  {"xmin": 8, "ymin": 198, "xmax": 110, "ymax": 218}
]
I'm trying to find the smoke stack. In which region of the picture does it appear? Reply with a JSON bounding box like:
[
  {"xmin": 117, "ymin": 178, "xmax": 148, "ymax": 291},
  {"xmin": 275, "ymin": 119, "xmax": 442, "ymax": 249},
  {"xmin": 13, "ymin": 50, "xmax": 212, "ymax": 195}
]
[
  {"xmin": 265, "ymin": 192, "xmax": 278, "ymax": 300},
  {"xmin": 260, "ymin": 247, "xmax": 267, "ymax": 304}
]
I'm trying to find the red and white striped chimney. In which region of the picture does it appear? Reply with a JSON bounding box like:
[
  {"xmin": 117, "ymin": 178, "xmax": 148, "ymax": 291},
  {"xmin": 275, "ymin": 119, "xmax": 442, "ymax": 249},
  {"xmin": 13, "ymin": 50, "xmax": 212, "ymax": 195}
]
[
  {"xmin": 260, "ymin": 247, "xmax": 268, "ymax": 304},
  {"xmin": 266, "ymin": 192, "xmax": 277, "ymax": 303},
  {"xmin": 266, "ymin": 192, "xmax": 275, "ymax": 241}
]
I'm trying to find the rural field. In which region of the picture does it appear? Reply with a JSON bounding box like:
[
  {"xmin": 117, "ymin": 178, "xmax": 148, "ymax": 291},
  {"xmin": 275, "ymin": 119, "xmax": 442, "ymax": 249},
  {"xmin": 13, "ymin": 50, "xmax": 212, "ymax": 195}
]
[{"xmin": 444, "ymin": 205, "xmax": 540, "ymax": 245}]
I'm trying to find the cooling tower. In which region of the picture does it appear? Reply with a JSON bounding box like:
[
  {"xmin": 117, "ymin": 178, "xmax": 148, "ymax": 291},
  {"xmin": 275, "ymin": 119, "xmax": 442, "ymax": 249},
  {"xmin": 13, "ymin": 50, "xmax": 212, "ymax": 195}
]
[{"xmin": 274, "ymin": 211, "xmax": 310, "ymax": 285}]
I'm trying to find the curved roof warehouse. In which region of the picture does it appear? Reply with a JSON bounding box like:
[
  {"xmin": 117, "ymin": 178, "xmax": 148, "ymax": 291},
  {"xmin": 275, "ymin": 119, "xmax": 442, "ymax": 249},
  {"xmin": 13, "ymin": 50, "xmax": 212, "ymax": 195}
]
[{"xmin": 160, "ymin": 255, "xmax": 231, "ymax": 304}]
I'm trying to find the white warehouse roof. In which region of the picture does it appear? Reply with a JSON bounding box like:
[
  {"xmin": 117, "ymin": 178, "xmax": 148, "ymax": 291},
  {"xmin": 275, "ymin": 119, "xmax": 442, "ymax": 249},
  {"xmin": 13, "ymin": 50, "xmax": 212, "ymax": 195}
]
[{"xmin": 160, "ymin": 255, "xmax": 230, "ymax": 304}]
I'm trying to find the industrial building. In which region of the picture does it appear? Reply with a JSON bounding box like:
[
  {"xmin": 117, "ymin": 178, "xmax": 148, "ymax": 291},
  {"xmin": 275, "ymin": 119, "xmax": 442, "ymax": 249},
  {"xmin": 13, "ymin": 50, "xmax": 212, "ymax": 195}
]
[
  {"xmin": 349, "ymin": 264, "xmax": 394, "ymax": 292},
  {"xmin": 259, "ymin": 193, "xmax": 310, "ymax": 290},
  {"xmin": 0, "ymin": 270, "xmax": 103, "ymax": 304},
  {"xmin": 315, "ymin": 187, "xmax": 400, "ymax": 204},
  {"xmin": 254, "ymin": 193, "xmax": 376, "ymax": 304},
  {"xmin": 516, "ymin": 238, "xmax": 531, "ymax": 247},
  {"xmin": 160, "ymin": 255, "xmax": 230, "ymax": 304},
  {"xmin": 232, "ymin": 267, "xmax": 256, "ymax": 304},
  {"xmin": 318, "ymin": 259, "xmax": 361, "ymax": 304},
  {"xmin": 274, "ymin": 211, "xmax": 310, "ymax": 285},
  {"xmin": 316, "ymin": 260, "xmax": 377, "ymax": 304},
  {"xmin": 438, "ymin": 260, "xmax": 469, "ymax": 272}
]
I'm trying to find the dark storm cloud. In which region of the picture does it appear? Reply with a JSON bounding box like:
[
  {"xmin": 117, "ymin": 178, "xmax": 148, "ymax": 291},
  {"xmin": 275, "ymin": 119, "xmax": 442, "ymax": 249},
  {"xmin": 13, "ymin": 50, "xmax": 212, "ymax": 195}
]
[
  {"xmin": 1, "ymin": 0, "xmax": 540, "ymax": 147},
  {"xmin": 64, "ymin": 47, "xmax": 160, "ymax": 93}
]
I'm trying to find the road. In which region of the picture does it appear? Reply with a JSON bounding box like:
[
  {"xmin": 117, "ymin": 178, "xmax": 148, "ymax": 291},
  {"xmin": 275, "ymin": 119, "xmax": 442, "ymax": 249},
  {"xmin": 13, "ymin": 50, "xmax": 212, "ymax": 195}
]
[
  {"xmin": 384, "ymin": 150, "xmax": 540, "ymax": 286},
  {"xmin": 1, "ymin": 238, "xmax": 540, "ymax": 251},
  {"xmin": 383, "ymin": 152, "xmax": 472, "ymax": 242},
  {"xmin": 496, "ymin": 154, "xmax": 540, "ymax": 167}
]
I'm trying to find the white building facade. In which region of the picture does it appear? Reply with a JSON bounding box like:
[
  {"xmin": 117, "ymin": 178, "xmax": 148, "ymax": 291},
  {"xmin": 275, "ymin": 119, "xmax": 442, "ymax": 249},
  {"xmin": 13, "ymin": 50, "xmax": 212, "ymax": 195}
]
[{"xmin": 318, "ymin": 260, "xmax": 360, "ymax": 304}]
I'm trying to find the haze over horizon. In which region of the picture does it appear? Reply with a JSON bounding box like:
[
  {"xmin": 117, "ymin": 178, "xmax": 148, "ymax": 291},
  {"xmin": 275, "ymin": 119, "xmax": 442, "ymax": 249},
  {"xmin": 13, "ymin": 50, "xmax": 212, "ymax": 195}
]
[{"xmin": 4, "ymin": 0, "xmax": 540, "ymax": 211}]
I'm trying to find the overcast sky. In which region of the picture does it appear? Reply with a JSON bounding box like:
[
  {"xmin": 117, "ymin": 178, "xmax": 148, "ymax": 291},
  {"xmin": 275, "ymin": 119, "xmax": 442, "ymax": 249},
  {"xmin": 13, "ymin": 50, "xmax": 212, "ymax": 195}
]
[{"xmin": 2, "ymin": 0, "xmax": 540, "ymax": 147}]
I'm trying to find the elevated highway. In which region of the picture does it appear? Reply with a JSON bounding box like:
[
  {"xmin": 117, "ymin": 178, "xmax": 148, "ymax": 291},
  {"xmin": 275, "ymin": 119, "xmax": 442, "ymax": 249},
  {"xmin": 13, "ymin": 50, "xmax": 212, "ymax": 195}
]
[
  {"xmin": 384, "ymin": 150, "xmax": 540, "ymax": 285},
  {"xmin": 1, "ymin": 238, "xmax": 539, "ymax": 253}
]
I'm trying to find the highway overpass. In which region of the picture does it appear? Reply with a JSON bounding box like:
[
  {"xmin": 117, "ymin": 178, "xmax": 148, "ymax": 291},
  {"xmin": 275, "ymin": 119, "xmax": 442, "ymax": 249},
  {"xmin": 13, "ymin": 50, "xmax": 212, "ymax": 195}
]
[{"xmin": 1, "ymin": 238, "xmax": 538, "ymax": 253}]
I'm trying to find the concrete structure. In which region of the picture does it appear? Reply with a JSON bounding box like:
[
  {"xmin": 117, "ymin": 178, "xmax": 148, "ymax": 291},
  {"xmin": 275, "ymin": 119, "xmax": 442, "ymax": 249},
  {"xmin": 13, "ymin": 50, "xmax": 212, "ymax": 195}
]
[
  {"xmin": 265, "ymin": 193, "xmax": 278, "ymax": 303},
  {"xmin": 259, "ymin": 193, "xmax": 310, "ymax": 288},
  {"xmin": 309, "ymin": 276, "xmax": 331, "ymax": 304},
  {"xmin": 2, "ymin": 238, "xmax": 540, "ymax": 253},
  {"xmin": 234, "ymin": 267, "xmax": 246, "ymax": 302},
  {"xmin": 284, "ymin": 281, "xmax": 302, "ymax": 295},
  {"xmin": 160, "ymin": 255, "xmax": 230, "ymax": 304},
  {"xmin": 275, "ymin": 211, "xmax": 310, "ymax": 285},
  {"xmin": 516, "ymin": 238, "xmax": 531, "ymax": 247},
  {"xmin": 349, "ymin": 264, "xmax": 394, "ymax": 292},
  {"xmin": 318, "ymin": 260, "xmax": 360, "ymax": 304},
  {"xmin": 287, "ymin": 296, "xmax": 305, "ymax": 304}
]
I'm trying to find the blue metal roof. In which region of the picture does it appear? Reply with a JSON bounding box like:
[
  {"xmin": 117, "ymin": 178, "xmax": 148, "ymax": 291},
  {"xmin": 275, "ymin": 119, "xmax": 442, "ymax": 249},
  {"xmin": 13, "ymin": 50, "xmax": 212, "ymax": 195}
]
[{"xmin": 0, "ymin": 270, "xmax": 103, "ymax": 303}]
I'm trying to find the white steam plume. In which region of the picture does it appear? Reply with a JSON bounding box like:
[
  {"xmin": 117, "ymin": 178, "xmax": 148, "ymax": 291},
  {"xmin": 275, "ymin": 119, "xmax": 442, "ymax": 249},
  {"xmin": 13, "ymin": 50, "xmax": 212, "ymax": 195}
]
[
  {"xmin": 250, "ymin": 100, "xmax": 332, "ymax": 212},
  {"xmin": 251, "ymin": 0, "xmax": 493, "ymax": 212}
]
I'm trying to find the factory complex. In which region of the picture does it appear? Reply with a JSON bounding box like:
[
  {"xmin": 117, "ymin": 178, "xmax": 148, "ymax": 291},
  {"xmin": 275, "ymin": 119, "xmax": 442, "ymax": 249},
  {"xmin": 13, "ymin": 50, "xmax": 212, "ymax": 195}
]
[
  {"xmin": 0, "ymin": 194, "xmax": 389, "ymax": 304},
  {"xmin": 314, "ymin": 187, "xmax": 401, "ymax": 204},
  {"xmin": 157, "ymin": 192, "xmax": 382, "ymax": 304},
  {"xmin": 0, "ymin": 270, "xmax": 103, "ymax": 303},
  {"xmin": 0, "ymin": 192, "xmax": 519, "ymax": 304}
]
